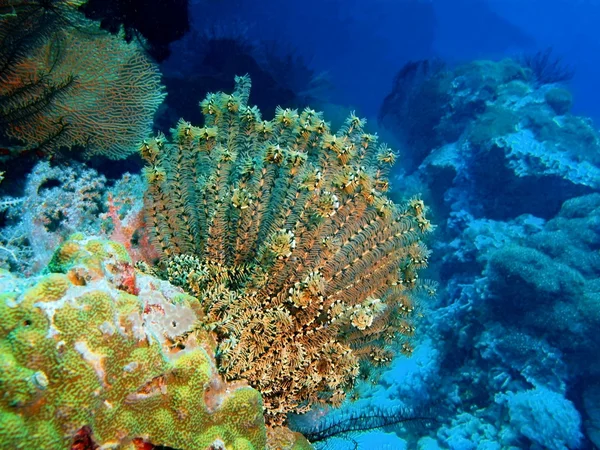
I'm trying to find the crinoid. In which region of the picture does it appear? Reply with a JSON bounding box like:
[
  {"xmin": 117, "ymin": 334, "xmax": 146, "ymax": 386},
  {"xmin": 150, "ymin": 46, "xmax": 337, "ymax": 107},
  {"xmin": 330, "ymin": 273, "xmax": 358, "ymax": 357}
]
[
  {"xmin": 289, "ymin": 405, "xmax": 437, "ymax": 445},
  {"xmin": 140, "ymin": 75, "xmax": 435, "ymax": 424}
]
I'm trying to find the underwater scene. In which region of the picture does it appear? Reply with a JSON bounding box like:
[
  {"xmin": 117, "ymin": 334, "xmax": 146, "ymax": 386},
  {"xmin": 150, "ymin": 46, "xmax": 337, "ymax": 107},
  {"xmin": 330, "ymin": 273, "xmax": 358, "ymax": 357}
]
[{"xmin": 1, "ymin": 0, "xmax": 599, "ymax": 449}]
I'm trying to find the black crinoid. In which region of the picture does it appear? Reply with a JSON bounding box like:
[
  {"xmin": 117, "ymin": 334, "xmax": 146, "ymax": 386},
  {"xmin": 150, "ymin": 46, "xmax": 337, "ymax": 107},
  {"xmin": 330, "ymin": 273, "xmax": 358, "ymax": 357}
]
[
  {"xmin": 518, "ymin": 47, "xmax": 575, "ymax": 86},
  {"xmin": 288, "ymin": 404, "xmax": 437, "ymax": 448}
]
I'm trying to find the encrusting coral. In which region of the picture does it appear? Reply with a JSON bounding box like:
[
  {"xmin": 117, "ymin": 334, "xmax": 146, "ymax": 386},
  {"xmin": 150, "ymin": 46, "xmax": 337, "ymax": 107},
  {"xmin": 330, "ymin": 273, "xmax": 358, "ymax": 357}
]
[
  {"xmin": 0, "ymin": 234, "xmax": 267, "ymax": 449},
  {"xmin": 140, "ymin": 75, "xmax": 435, "ymax": 424}
]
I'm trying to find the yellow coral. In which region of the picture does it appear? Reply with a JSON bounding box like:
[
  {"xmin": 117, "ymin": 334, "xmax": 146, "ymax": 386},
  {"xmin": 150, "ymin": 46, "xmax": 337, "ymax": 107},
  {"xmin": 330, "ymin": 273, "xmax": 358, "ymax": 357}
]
[{"xmin": 0, "ymin": 236, "xmax": 267, "ymax": 449}]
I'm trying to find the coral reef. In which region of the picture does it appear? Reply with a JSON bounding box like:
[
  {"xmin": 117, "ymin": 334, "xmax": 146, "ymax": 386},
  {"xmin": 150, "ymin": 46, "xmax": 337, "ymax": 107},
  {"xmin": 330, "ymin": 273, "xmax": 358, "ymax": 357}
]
[
  {"xmin": 101, "ymin": 173, "xmax": 158, "ymax": 264},
  {"xmin": 0, "ymin": 162, "xmax": 153, "ymax": 277},
  {"xmin": 373, "ymin": 59, "xmax": 598, "ymax": 448},
  {"xmin": 140, "ymin": 75, "xmax": 434, "ymax": 423},
  {"xmin": 0, "ymin": 234, "xmax": 267, "ymax": 449},
  {"xmin": 499, "ymin": 387, "xmax": 582, "ymax": 449},
  {"xmin": 0, "ymin": 162, "xmax": 106, "ymax": 275},
  {"xmin": 266, "ymin": 426, "xmax": 313, "ymax": 450},
  {"xmin": 482, "ymin": 194, "xmax": 600, "ymax": 373},
  {"xmin": 382, "ymin": 59, "xmax": 600, "ymax": 216},
  {"xmin": 583, "ymin": 382, "xmax": 600, "ymax": 447}
]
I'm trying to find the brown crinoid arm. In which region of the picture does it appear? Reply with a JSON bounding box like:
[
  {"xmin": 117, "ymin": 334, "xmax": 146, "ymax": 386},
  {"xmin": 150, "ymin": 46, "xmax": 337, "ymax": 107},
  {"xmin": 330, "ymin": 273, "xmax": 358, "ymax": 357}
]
[{"xmin": 140, "ymin": 75, "xmax": 435, "ymax": 424}]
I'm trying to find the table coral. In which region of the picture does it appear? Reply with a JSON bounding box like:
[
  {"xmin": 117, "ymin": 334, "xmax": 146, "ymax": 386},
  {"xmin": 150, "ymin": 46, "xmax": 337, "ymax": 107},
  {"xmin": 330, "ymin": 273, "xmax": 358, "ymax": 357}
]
[{"xmin": 0, "ymin": 235, "xmax": 267, "ymax": 449}]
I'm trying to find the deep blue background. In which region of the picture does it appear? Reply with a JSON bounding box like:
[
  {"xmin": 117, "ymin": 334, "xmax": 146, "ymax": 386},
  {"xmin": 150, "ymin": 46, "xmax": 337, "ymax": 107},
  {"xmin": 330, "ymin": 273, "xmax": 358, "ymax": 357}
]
[{"xmin": 189, "ymin": 0, "xmax": 599, "ymax": 122}]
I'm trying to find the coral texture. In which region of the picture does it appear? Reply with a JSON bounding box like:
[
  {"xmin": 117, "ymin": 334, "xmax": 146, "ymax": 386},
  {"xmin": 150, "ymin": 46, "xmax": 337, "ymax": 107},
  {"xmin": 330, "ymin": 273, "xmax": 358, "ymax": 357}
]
[
  {"xmin": 386, "ymin": 58, "xmax": 600, "ymax": 219},
  {"xmin": 266, "ymin": 426, "xmax": 313, "ymax": 450},
  {"xmin": 140, "ymin": 75, "xmax": 434, "ymax": 423},
  {"xmin": 500, "ymin": 387, "xmax": 583, "ymax": 450},
  {"xmin": 0, "ymin": 234, "xmax": 267, "ymax": 449},
  {"xmin": 0, "ymin": 162, "xmax": 106, "ymax": 275},
  {"xmin": 379, "ymin": 58, "xmax": 597, "ymax": 448},
  {"xmin": 0, "ymin": 0, "xmax": 165, "ymax": 158}
]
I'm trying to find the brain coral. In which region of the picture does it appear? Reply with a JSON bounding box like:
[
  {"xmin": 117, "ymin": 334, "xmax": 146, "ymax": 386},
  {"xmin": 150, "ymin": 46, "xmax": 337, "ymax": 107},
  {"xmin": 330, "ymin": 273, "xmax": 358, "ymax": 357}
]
[{"xmin": 0, "ymin": 234, "xmax": 267, "ymax": 449}]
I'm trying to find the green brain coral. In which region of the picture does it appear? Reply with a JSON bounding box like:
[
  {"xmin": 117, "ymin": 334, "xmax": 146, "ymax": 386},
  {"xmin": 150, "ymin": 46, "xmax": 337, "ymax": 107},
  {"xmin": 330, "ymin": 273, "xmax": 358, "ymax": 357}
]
[{"xmin": 0, "ymin": 235, "xmax": 267, "ymax": 449}]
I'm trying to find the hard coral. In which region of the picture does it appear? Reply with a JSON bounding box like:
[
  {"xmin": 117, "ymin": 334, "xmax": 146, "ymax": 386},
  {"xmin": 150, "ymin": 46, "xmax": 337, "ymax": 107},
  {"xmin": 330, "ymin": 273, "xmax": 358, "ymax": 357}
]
[
  {"xmin": 140, "ymin": 76, "xmax": 434, "ymax": 424},
  {"xmin": 404, "ymin": 58, "xmax": 600, "ymax": 221},
  {"xmin": 0, "ymin": 235, "xmax": 267, "ymax": 449}
]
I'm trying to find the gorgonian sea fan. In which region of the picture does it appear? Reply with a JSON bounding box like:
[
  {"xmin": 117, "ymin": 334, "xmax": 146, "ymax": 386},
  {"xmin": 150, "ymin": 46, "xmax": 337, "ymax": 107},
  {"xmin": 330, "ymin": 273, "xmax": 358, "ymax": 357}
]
[{"xmin": 140, "ymin": 75, "xmax": 435, "ymax": 424}]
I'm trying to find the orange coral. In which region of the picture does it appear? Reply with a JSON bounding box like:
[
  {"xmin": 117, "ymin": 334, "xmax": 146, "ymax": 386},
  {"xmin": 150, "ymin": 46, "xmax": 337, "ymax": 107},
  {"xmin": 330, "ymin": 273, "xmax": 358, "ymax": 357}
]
[
  {"xmin": 0, "ymin": 0, "xmax": 165, "ymax": 158},
  {"xmin": 105, "ymin": 194, "xmax": 159, "ymax": 264}
]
